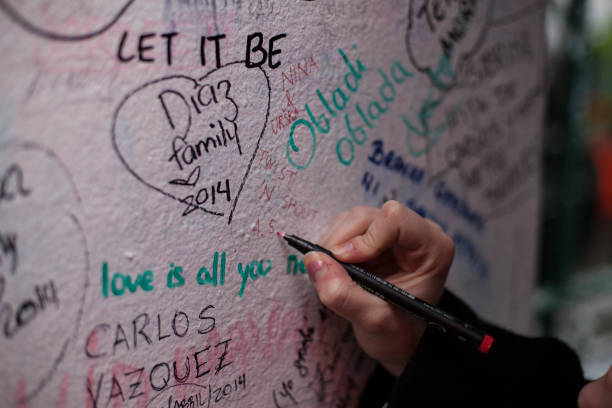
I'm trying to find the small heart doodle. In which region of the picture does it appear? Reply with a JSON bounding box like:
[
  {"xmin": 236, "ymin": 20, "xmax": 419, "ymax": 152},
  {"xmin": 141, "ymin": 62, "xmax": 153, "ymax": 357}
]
[{"xmin": 111, "ymin": 61, "xmax": 271, "ymax": 224}]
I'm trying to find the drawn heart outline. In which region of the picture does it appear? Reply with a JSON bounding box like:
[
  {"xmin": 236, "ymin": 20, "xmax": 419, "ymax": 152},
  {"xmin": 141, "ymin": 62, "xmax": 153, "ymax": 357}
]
[{"xmin": 111, "ymin": 61, "xmax": 271, "ymax": 224}]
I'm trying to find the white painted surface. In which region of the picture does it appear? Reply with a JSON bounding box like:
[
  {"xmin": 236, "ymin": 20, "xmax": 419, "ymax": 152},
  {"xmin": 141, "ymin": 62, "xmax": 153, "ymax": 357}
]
[{"xmin": 0, "ymin": 1, "xmax": 545, "ymax": 406}]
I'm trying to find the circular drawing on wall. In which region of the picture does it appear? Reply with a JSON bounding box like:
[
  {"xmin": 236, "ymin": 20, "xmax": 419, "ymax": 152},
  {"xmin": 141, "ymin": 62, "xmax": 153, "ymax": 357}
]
[
  {"xmin": 0, "ymin": 0, "xmax": 134, "ymax": 41},
  {"xmin": 0, "ymin": 141, "xmax": 89, "ymax": 403}
]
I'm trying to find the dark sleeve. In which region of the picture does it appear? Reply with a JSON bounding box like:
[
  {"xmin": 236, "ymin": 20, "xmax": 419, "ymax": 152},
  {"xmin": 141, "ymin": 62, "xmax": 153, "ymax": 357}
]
[{"xmin": 382, "ymin": 290, "xmax": 588, "ymax": 408}]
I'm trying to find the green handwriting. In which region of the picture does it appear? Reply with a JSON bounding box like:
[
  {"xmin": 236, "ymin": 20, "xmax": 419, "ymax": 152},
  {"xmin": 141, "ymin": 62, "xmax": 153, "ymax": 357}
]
[
  {"xmin": 286, "ymin": 45, "xmax": 415, "ymax": 169},
  {"xmin": 237, "ymin": 259, "xmax": 271, "ymax": 298},
  {"xmin": 197, "ymin": 251, "xmax": 227, "ymax": 287},
  {"xmin": 286, "ymin": 254, "xmax": 306, "ymax": 275},
  {"xmin": 101, "ymin": 262, "xmax": 154, "ymax": 298},
  {"xmin": 102, "ymin": 252, "xmax": 274, "ymax": 299}
]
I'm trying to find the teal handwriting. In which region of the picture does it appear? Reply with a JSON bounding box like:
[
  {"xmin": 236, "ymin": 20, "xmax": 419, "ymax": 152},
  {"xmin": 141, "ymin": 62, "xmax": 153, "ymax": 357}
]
[
  {"xmin": 197, "ymin": 251, "xmax": 227, "ymax": 287},
  {"xmin": 402, "ymin": 83, "xmax": 449, "ymax": 158},
  {"xmin": 237, "ymin": 259, "xmax": 271, "ymax": 298},
  {"xmin": 402, "ymin": 54, "xmax": 460, "ymax": 158},
  {"xmin": 101, "ymin": 262, "xmax": 154, "ymax": 298},
  {"xmin": 167, "ymin": 263, "xmax": 185, "ymax": 288},
  {"xmin": 286, "ymin": 254, "xmax": 306, "ymax": 275},
  {"xmin": 102, "ymin": 252, "xmax": 273, "ymax": 299},
  {"xmin": 286, "ymin": 45, "xmax": 414, "ymax": 169}
]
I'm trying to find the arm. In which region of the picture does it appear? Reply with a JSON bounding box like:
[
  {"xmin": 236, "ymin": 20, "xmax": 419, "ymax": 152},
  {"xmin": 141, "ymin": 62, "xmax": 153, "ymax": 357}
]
[{"xmin": 304, "ymin": 201, "xmax": 590, "ymax": 407}]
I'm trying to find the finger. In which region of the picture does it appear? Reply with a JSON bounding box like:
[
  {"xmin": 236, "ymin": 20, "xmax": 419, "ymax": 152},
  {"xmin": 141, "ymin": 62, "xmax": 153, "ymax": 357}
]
[
  {"xmin": 303, "ymin": 251, "xmax": 387, "ymax": 324},
  {"xmin": 330, "ymin": 200, "xmax": 436, "ymax": 263},
  {"xmin": 331, "ymin": 201, "xmax": 430, "ymax": 262},
  {"xmin": 320, "ymin": 205, "xmax": 378, "ymax": 248},
  {"xmin": 319, "ymin": 211, "xmax": 350, "ymax": 246}
]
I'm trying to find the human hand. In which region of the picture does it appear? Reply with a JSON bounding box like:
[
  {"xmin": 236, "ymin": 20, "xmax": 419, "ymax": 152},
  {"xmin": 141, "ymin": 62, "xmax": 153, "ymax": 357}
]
[
  {"xmin": 579, "ymin": 365, "xmax": 612, "ymax": 408},
  {"xmin": 303, "ymin": 201, "xmax": 454, "ymax": 377}
]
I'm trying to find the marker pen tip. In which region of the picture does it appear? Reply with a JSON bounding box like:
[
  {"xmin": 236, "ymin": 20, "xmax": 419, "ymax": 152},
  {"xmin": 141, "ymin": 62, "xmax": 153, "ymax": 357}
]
[{"xmin": 277, "ymin": 231, "xmax": 285, "ymax": 238}]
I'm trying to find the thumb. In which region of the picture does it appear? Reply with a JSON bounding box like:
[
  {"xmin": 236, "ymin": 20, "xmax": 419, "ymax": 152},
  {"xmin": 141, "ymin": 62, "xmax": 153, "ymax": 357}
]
[{"xmin": 303, "ymin": 251, "xmax": 384, "ymax": 324}]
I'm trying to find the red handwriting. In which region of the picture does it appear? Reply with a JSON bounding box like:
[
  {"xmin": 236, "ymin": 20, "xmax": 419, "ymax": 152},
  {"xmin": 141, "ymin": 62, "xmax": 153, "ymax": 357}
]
[
  {"xmin": 258, "ymin": 150, "xmax": 298, "ymax": 182},
  {"xmin": 257, "ymin": 149, "xmax": 298, "ymax": 203},
  {"xmin": 14, "ymin": 373, "xmax": 71, "ymax": 408},
  {"xmin": 271, "ymin": 90, "xmax": 300, "ymax": 135},
  {"xmin": 252, "ymin": 217, "xmax": 278, "ymax": 238},
  {"xmin": 280, "ymin": 55, "xmax": 318, "ymax": 91},
  {"xmin": 281, "ymin": 195, "xmax": 319, "ymax": 221},
  {"xmin": 259, "ymin": 179, "xmax": 275, "ymax": 201}
]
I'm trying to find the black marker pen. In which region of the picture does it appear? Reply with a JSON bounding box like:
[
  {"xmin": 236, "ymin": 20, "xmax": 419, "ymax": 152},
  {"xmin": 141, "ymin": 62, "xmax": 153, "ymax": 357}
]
[{"xmin": 279, "ymin": 232, "xmax": 495, "ymax": 354}]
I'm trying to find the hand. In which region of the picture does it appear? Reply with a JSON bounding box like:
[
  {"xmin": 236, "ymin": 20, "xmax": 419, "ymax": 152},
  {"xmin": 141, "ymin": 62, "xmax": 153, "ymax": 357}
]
[
  {"xmin": 303, "ymin": 201, "xmax": 454, "ymax": 377},
  {"xmin": 578, "ymin": 365, "xmax": 612, "ymax": 408}
]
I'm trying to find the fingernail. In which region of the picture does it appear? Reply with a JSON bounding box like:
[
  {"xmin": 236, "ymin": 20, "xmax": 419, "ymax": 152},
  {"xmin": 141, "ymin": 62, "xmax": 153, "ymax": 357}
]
[
  {"xmin": 306, "ymin": 259, "xmax": 325, "ymax": 283},
  {"xmin": 331, "ymin": 241, "xmax": 354, "ymax": 257}
]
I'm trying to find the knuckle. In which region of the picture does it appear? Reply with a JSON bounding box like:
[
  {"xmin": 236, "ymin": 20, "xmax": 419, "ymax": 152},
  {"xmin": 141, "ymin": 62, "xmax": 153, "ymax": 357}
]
[
  {"xmin": 333, "ymin": 211, "xmax": 349, "ymax": 224},
  {"xmin": 318, "ymin": 279, "xmax": 349, "ymax": 312},
  {"xmin": 425, "ymin": 218, "xmax": 443, "ymax": 233},
  {"xmin": 355, "ymin": 231, "xmax": 384, "ymax": 258},
  {"xmin": 426, "ymin": 220, "xmax": 455, "ymax": 268},
  {"xmin": 442, "ymin": 233, "xmax": 455, "ymax": 262},
  {"xmin": 358, "ymin": 230, "xmax": 379, "ymax": 254},
  {"xmin": 350, "ymin": 205, "xmax": 372, "ymax": 220},
  {"xmin": 435, "ymin": 234, "xmax": 455, "ymax": 271},
  {"xmin": 381, "ymin": 200, "xmax": 403, "ymax": 221}
]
